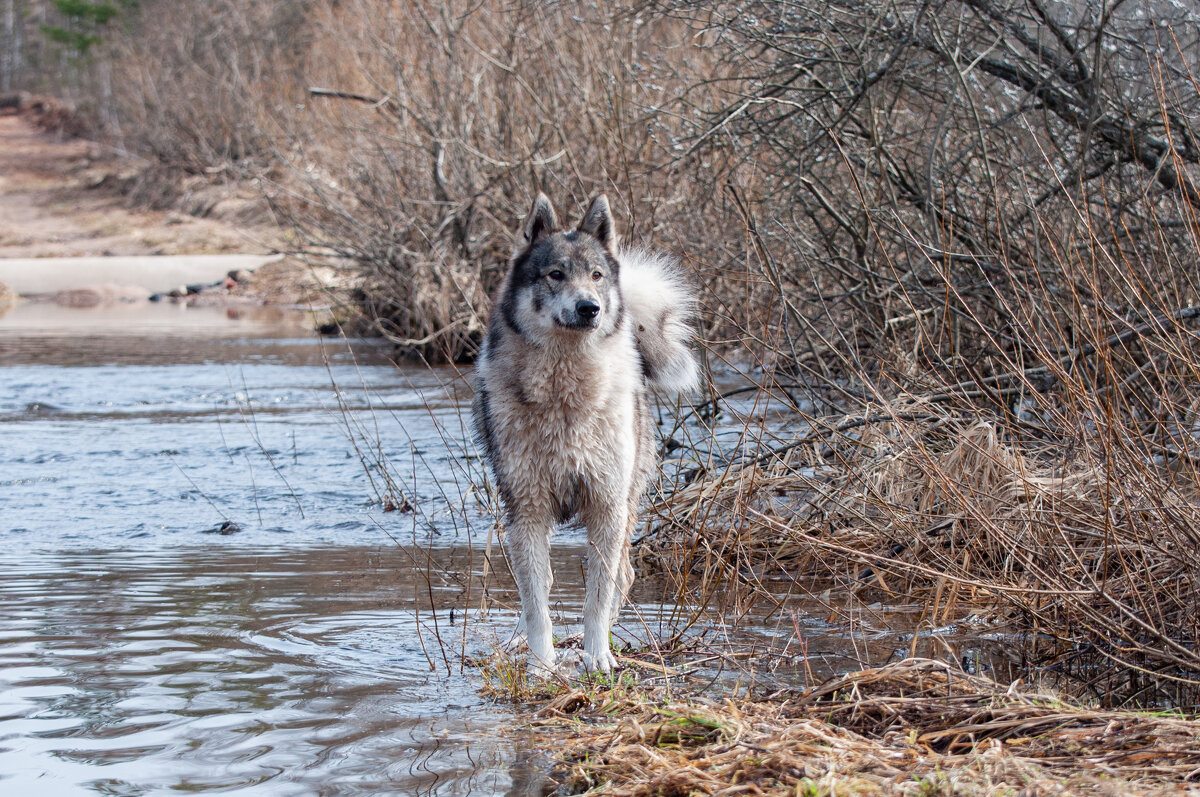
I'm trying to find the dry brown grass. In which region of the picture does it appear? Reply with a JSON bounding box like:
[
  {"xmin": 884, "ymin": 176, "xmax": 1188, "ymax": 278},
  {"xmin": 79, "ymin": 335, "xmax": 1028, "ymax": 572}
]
[
  {"xmin": 642, "ymin": 366, "xmax": 1200, "ymax": 708},
  {"xmin": 537, "ymin": 659, "xmax": 1200, "ymax": 796}
]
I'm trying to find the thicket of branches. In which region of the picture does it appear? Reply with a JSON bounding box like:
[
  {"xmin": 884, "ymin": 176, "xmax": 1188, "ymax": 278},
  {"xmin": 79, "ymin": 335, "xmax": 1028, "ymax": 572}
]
[
  {"xmin": 264, "ymin": 1, "xmax": 718, "ymax": 356},
  {"xmin": 35, "ymin": 0, "xmax": 1200, "ymax": 706},
  {"xmin": 648, "ymin": 0, "xmax": 1200, "ymax": 708},
  {"xmin": 678, "ymin": 0, "xmax": 1200, "ymax": 388}
]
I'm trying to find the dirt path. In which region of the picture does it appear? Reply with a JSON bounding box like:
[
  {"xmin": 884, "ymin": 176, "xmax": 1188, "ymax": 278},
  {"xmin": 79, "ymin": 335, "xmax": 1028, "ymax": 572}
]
[
  {"xmin": 0, "ymin": 113, "xmax": 276, "ymax": 259},
  {"xmin": 0, "ymin": 112, "xmax": 342, "ymax": 306}
]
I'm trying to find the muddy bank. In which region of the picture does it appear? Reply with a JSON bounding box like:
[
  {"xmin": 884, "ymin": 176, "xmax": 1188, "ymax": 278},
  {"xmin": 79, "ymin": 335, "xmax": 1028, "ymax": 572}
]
[
  {"xmin": 0, "ymin": 253, "xmax": 282, "ymax": 296},
  {"xmin": 0, "ymin": 113, "xmax": 276, "ymax": 260}
]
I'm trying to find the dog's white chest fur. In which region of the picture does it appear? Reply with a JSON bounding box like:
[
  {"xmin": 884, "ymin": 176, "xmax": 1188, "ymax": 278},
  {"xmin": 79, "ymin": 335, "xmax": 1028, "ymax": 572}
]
[{"xmin": 480, "ymin": 331, "xmax": 639, "ymax": 491}]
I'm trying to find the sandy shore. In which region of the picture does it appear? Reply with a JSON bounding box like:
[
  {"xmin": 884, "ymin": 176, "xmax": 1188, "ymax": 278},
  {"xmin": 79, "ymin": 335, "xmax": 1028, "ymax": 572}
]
[
  {"xmin": 0, "ymin": 253, "xmax": 284, "ymax": 296},
  {"xmin": 0, "ymin": 111, "xmax": 334, "ymax": 305}
]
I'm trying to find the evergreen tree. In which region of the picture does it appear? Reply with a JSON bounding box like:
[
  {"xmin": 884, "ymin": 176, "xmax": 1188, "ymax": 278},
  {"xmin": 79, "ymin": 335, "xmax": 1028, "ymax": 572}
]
[{"xmin": 42, "ymin": 0, "xmax": 121, "ymax": 55}]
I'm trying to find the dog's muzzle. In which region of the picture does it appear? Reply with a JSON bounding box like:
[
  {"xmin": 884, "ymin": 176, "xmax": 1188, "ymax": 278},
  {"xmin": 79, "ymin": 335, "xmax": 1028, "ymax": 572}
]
[{"xmin": 559, "ymin": 299, "xmax": 601, "ymax": 330}]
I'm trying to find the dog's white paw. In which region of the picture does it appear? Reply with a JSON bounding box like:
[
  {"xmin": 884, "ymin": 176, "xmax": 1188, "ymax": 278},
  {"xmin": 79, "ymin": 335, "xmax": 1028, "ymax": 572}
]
[
  {"xmin": 580, "ymin": 646, "xmax": 618, "ymax": 675},
  {"xmin": 524, "ymin": 639, "xmax": 559, "ymax": 680},
  {"xmin": 525, "ymin": 659, "xmax": 558, "ymax": 680}
]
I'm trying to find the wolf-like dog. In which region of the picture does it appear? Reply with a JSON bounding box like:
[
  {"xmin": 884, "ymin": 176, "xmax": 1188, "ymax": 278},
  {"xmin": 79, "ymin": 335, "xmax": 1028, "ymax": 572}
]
[{"xmin": 472, "ymin": 193, "xmax": 699, "ymax": 674}]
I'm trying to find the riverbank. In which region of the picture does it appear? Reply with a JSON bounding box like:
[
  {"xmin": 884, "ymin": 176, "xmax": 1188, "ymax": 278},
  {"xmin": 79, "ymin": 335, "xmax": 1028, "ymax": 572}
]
[
  {"xmin": 526, "ymin": 658, "xmax": 1200, "ymax": 796},
  {"xmin": 0, "ymin": 110, "xmax": 339, "ymax": 308},
  {"xmin": 0, "ymin": 111, "xmax": 274, "ymax": 260}
]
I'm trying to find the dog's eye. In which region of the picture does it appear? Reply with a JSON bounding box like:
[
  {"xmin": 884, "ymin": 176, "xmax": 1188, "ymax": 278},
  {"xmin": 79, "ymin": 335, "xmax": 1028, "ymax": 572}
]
[
  {"xmin": 592, "ymin": 271, "xmax": 603, "ymax": 281},
  {"xmin": 548, "ymin": 270, "xmax": 565, "ymax": 281}
]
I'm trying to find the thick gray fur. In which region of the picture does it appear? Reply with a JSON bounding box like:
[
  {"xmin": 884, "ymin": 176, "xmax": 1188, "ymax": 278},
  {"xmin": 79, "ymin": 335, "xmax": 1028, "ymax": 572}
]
[{"xmin": 472, "ymin": 193, "xmax": 699, "ymax": 674}]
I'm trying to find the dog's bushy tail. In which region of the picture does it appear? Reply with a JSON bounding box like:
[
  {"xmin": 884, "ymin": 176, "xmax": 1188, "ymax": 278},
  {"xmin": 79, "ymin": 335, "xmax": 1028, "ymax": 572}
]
[{"xmin": 619, "ymin": 248, "xmax": 701, "ymax": 393}]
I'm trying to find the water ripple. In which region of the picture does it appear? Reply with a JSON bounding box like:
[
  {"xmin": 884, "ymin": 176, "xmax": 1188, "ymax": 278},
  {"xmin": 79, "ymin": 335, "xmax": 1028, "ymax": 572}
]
[{"xmin": 0, "ymin": 546, "xmax": 531, "ymax": 795}]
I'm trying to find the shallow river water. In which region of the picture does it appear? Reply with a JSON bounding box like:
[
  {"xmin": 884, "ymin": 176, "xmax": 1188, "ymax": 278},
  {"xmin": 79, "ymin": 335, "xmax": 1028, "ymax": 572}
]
[
  {"xmin": 0, "ymin": 301, "xmax": 889, "ymax": 795},
  {"xmin": 0, "ymin": 302, "xmax": 557, "ymax": 795}
]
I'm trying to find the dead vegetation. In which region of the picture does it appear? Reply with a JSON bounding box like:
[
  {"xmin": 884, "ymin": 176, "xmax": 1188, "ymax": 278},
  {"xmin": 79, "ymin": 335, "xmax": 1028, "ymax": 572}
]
[
  {"xmin": 626, "ymin": 0, "xmax": 1200, "ymax": 712},
  {"xmin": 643, "ymin": 383, "xmax": 1200, "ymax": 707},
  {"xmin": 540, "ymin": 658, "xmax": 1200, "ymax": 796},
  {"xmin": 1, "ymin": 92, "xmax": 90, "ymax": 137}
]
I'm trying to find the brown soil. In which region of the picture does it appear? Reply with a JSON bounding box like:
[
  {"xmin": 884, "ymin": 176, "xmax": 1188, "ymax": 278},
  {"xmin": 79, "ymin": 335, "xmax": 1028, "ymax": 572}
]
[
  {"xmin": 0, "ymin": 112, "xmax": 277, "ymax": 258},
  {"xmin": 0, "ymin": 110, "xmax": 340, "ymax": 307}
]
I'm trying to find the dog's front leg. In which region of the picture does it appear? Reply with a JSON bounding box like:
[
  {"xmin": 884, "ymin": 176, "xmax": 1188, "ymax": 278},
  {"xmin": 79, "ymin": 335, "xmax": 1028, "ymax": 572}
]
[
  {"xmin": 506, "ymin": 514, "xmax": 556, "ymax": 674},
  {"xmin": 581, "ymin": 504, "xmax": 627, "ymax": 674}
]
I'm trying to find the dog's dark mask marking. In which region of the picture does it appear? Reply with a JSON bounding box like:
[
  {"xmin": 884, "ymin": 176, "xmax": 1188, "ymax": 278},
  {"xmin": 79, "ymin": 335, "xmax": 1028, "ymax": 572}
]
[{"xmin": 502, "ymin": 226, "xmax": 622, "ymax": 336}]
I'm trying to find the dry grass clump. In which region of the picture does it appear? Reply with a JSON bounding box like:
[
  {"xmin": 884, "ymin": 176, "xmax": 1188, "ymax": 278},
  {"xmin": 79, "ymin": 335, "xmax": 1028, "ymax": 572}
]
[
  {"xmin": 644, "ymin": 393, "xmax": 1200, "ymax": 707},
  {"xmin": 15, "ymin": 94, "xmax": 90, "ymax": 137},
  {"xmin": 540, "ymin": 659, "xmax": 1200, "ymax": 796}
]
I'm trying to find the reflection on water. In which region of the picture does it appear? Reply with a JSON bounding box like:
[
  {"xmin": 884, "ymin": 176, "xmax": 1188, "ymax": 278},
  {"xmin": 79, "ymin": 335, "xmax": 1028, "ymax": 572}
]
[
  {"xmin": 0, "ymin": 301, "xmax": 330, "ymax": 366},
  {"xmin": 0, "ymin": 546, "xmax": 545, "ymax": 795}
]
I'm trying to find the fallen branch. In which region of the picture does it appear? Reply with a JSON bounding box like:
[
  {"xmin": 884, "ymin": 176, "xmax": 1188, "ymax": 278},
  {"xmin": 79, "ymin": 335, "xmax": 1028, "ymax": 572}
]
[{"xmin": 308, "ymin": 86, "xmax": 393, "ymax": 109}]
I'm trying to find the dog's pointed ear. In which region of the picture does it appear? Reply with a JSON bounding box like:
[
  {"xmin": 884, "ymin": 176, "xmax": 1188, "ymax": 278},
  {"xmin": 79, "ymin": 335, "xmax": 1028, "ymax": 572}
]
[
  {"xmin": 522, "ymin": 193, "xmax": 558, "ymax": 248},
  {"xmin": 578, "ymin": 194, "xmax": 617, "ymax": 253}
]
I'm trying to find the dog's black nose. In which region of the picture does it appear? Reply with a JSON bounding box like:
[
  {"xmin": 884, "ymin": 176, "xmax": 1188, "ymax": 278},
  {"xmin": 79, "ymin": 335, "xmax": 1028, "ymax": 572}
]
[{"xmin": 576, "ymin": 300, "xmax": 600, "ymax": 320}]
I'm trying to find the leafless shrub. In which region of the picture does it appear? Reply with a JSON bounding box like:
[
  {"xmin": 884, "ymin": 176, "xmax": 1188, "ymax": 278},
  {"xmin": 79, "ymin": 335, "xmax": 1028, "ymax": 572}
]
[
  {"xmin": 631, "ymin": 0, "xmax": 1200, "ymax": 708},
  {"xmin": 95, "ymin": 0, "xmax": 308, "ymax": 173},
  {"xmin": 259, "ymin": 0, "xmax": 723, "ymax": 362}
]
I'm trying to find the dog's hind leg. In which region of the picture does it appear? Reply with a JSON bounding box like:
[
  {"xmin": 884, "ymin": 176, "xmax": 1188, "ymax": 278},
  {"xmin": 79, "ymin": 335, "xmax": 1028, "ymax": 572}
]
[
  {"xmin": 608, "ymin": 528, "xmax": 634, "ymax": 623},
  {"xmin": 607, "ymin": 463, "xmax": 648, "ymax": 642},
  {"xmin": 506, "ymin": 515, "xmax": 556, "ymax": 673}
]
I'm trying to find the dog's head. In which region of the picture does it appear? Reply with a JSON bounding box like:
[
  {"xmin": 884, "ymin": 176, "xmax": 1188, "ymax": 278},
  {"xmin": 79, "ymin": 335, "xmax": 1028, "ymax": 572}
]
[{"xmin": 500, "ymin": 194, "xmax": 622, "ymax": 341}]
